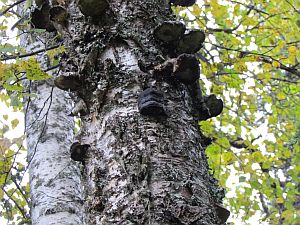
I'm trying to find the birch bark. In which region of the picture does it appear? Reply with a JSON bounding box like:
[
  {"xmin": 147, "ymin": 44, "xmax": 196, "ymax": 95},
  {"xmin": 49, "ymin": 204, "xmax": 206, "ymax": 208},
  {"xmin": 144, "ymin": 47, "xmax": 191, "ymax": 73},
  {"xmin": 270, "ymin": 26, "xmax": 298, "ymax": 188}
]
[
  {"xmin": 30, "ymin": 0, "xmax": 227, "ymax": 224},
  {"xmin": 21, "ymin": 10, "xmax": 85, "ymax": 224}
]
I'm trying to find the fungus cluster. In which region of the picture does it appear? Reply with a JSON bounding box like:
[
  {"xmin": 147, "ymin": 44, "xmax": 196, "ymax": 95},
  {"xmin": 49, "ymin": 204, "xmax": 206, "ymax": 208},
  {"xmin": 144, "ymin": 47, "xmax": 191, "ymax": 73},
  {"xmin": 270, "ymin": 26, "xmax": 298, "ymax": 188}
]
[
  {"xmin": 154, "ymin": 21, "xmax": 205, "ymax": 54},
  {"xmin": 31, "ymin": 4, "xmax": 55, "ymax": 31},
  {"xmin": 31, "ymin": 1, "xmax": 69, "ymax": 32},
  {"xmin": 147, "ymin": 2, "xmax": 224, "ymax": 121}
]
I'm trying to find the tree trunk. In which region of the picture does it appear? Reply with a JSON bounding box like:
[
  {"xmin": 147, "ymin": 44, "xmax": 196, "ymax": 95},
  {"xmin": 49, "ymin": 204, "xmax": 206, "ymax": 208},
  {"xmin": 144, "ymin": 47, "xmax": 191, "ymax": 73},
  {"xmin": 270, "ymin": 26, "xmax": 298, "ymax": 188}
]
[
  {"xmin": 39, "ymin": 0, "xmax": 227, "ymax": 224},
  {"xmin": 21, "ymin": 21, "xmax": 85, "ymax": 225}
]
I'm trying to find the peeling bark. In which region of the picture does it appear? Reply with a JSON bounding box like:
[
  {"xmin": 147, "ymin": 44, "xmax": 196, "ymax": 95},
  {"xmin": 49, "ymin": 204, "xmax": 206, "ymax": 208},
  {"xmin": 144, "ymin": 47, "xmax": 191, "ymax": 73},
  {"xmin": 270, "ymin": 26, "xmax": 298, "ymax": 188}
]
[{"xmin": 35, "ymin": 0, "xmax": 228, "ymax": 224}]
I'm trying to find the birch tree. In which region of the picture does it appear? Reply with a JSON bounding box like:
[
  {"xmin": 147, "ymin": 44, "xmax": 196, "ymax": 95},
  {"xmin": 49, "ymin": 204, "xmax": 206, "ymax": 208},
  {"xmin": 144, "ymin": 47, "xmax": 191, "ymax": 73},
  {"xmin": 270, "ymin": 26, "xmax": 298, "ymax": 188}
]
[
  {"xmin": 1, "ymin": 0, "xmax": 298, "ymax": 224},
  {"xmin": 31, "ymin": 0, "xmax": 227, "ymax": 224}
]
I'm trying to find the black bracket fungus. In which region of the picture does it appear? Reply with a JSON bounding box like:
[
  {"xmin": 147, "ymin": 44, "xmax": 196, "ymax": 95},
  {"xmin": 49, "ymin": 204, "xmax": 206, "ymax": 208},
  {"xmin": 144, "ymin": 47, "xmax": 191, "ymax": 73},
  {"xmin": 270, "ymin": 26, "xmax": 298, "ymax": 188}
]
[
  {"xmin": 153, "ymin": 54, "xmax": 200, "ymax": 85},
  {"xmin": 31, "ymin": 4, "xmax": 55, "ymax": 32},
  {"xmin": 215, "ymin": 203, "xmax": 230, "ymax": 224},
  {"xmin": 78, "ymin": 0, "xmax": 108, "ymax": 18},
  {"xmin": 177, "ymin": 29, "xmax": 205, "ymax": 54},
  {"xmin": 138, "ymin": 88, "xmax": 167, "ymax": 117},
  {"xmin": 170, "ymin": 0, "xmax": 196, "ymax": 7},
  {"xmin": 153, "ymin": 60, "xmax": 174, "ymax": 80},
  {"xmin": 173, "ymin": 53, "xmax": 200, "ymax": 85},
  {"xmin": 198, "ymin": 94, "xmax": 224, "ymax": 121},
  {"xmin": 154, "ymin": 21, "xmax": 186, "ymax": 43},
  {"xmin": 49, "ymin": 5, "xmax": 68, "ymax": 26},
  {"xmin": 70, "ymin": 142, "xmax": 90, "ymax": 162},
  {"xmin": 54, "ymin": 75, "xmax": 82, "ymax": 91}
]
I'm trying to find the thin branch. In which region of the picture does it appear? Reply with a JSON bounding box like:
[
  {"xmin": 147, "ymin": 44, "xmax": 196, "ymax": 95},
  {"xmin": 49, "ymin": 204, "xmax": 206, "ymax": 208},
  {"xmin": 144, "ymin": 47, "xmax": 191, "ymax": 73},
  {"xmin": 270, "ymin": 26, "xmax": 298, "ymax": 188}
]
[
  {"xmin": 284, "ymin": 0, "xmax": 300, "ymax": 14},
  {"xmin": 12, "ymin": 177, "xmax": 30, "ymax": 206},
  {"xmin": 229, "ymin": 0, "xmax": 269, "ymax": 15},
  {"xmin": 0, "ymin": 0, "xmax": 26, "ymax": 17},
  {"xmin": 270, "ymin": 77, "xmax": 299, "ymax": 84},
  {"xmin": 1, "ymin": 43, "xmax": 62, "ymax": 61},
  {"xmin": 2, "ymin": 187, "xmax": 28, "ymax": 219},
  {"xmin": 211, "ymin": 43, "xmax": 300, "ymax": 77},
  {"xmin": 44, "ymin": 63, "xmax": 61, "ymax": 72}
]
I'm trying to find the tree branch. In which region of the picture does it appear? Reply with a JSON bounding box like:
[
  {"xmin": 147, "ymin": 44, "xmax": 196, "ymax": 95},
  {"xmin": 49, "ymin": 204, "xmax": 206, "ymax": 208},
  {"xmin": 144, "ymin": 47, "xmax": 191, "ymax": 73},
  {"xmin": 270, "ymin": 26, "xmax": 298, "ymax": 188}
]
[
  {"xmin": 0, "ymin": 0, "xmax": 26, "ymax": 17},
  {"xmin": 1, "ymin": 43, "xmax": 62, "ymax": 61}
]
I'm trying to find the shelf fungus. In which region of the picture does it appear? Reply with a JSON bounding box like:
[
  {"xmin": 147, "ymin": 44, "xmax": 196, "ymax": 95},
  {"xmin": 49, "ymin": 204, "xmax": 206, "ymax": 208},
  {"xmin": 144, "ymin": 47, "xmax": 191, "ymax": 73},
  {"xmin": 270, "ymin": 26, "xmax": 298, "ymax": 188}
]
[
  {"xmin": 198, "ymin": 95, "xmax": 224, "ymax": 121},
  {"xmin": 215, "ymin": 203, "xmax": 230, "ymax": 224},
  {"xmin": 153, "ymin": 54, "xmax": 200, "ymax": 85},
  {"xmin": 78, "ymin": 0, "xmax": 108, "ymax": 18},
  {"xmin": 31, "ymin": 4, "xmax": 55, "ymax": 32},
  {"xmin": 70, "ymin": 142, "xmax": 90, "ymax": 162},
  {"xmin": 138, "ymin": 88, "xmax": 167, "ymax": 117},
  {"xmin": 177, "ymin": 29, "xmax": 205, "ymax": 54},
  {"xmin": 154, "ymin": 21, "xmax": 186, "ymax": 42},
  {"xmin": 49, "ymin": 5, "xmax": 68, "ymax": 26},
  {"xmin": 170, "ymin": 0, "xmax": 196, "ymax": 7},
  {"xmin": 173, "ymin": 54, "xmax": 200, "ymax": 85},
  {"xmin": 69, "ymin": 99, "xmax": 88, "ymax": 117},
  {"xmin": 54, "ymin": 75, "xmax": 81, "ymax": 91}
]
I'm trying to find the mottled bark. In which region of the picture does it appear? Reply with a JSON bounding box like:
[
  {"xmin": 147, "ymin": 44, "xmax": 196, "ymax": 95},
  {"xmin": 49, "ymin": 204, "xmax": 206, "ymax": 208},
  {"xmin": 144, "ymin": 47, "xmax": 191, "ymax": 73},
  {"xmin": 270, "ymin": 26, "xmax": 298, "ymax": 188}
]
[
  {"xmin": 22, "ymin": 16, "xmax": 85, "ymax": 225},
  {"xmin": 42, "ymin": 0, "xmax": 227, "ymax": 224}
]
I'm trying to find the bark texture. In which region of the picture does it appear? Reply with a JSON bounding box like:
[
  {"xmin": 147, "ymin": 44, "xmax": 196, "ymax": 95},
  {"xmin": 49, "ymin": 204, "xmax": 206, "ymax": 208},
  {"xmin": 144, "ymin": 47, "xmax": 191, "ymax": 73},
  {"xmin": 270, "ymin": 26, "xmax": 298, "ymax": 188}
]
[
  {"xmin": 22, "ymin": 27, "xmax": 85, "ymax": 224},
  {"xmin": 42, "ymin": 0, "xmax": 226, "ymax": 224}
]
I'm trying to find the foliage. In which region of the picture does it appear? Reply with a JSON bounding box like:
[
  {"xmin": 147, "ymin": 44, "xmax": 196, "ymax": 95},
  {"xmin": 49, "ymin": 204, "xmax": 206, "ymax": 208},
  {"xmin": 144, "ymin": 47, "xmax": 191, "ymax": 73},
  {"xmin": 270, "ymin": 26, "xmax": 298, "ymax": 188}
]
[
  {"xmin": 174, "ymin": 0, "xmax": 299, "ymax": 224},
  {"xmin": 0, "ymin": 0, "xmax": 299, "ymax": 224}
]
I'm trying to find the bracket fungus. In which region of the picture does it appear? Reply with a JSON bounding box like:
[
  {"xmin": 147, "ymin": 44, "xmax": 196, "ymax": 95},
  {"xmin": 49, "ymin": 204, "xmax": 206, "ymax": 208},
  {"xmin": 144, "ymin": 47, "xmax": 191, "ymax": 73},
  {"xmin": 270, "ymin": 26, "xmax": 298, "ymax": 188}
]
[
  {"xmin": 70, "ymin": 142, "xmax": 90, "ymax": 162},
  {"xmin": 153, "ymin": 54, "xmax": 200, "ymax": 85},
  {"xmin": 78, "ymin": 0, "xmax": 108, "ymax": 18},
  {"xmin": 154, "ymin": 21, "xmax": 186, "ymax": 42},
  {"xmin": 177, "ymin": 29, "xmax": 205, "ymax": 54},
  {"xmin": 215, "ymin": 203, "xmax": 230, "ymax": 224},
  {"xmin": 170, "ymin": 0, "xmax": 196, "ymax": 7},
  {"xmin": 31, "ymin": 4, "xmax": 55, "ymax": 32},
  {"xmin": 173, "ymin": 54, "xmax": 200, "ymax": 85},
  {"xmin": 138, "ymin": 88, "xmax": 167, "ymax": 117},
  {"xmin": 49, "ymin": 5, "xmax": 68, "ymax": 26},
  {"xmin": 54, "ymin": 75, "xmax": 81, "ymax": 91},
  {"xmin": 198, "ymin": 95, "xmax": 223, "ymax": 121}
]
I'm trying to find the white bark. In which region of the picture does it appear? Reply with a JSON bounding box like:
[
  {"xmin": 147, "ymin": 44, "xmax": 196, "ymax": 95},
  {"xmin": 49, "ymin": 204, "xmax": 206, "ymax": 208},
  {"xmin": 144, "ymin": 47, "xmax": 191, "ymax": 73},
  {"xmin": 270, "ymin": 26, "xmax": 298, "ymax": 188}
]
[{"xmin": 22, "ymin": 30, "xmax": 85, "ymax": 225}]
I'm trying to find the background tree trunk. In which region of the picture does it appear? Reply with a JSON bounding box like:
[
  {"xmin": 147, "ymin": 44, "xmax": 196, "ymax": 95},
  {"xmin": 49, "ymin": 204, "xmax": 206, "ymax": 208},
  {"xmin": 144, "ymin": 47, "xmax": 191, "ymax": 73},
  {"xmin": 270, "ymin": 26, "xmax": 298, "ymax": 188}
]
[
  {"xmin": 21, "ymin": 14, "xmax": 85, "ymax": 225},
  {"xmin": 39, "ymin": 0, "xmax": 226, "ymax": 224}
]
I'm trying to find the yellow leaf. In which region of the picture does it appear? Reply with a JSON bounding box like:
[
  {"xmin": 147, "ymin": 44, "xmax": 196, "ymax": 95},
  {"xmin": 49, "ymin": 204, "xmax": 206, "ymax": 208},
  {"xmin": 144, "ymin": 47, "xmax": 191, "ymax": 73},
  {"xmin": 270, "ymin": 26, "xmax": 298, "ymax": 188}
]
[
  {"xmin": 288, "ymin": 46, "xmax": 297, "ymax": 55},
  {"xmin": 272, "ymin": 61, "xmax": 280, "ymax": 68},
  {"xmin": 276, "ymin": 197, "xmax": 284, "ymax": 204},
  {"xmin": 11, "ymin": 119, "xmax": 19, "ymax": 129},
  {"xmin": 276, "ymin": 92, "xmax": 286, "ymax": 100},
  {"xmin": 262, "ymin": 63, "xmax": 272, "ymax": 71},
  {"xmin": 192, "ymin": 5, "xmax": 202, "ymax": 15},
  {"xmin": 285, "ymin": 123, "xmax": 293, "ymax": 131}
]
